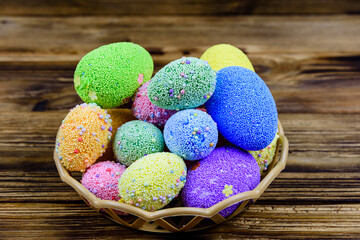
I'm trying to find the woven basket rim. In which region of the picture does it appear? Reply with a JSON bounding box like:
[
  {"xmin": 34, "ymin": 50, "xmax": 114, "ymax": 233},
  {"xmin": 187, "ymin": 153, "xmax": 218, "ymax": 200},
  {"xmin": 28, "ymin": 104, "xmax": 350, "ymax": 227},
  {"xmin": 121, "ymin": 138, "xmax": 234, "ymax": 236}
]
[{"xmin": 54, "ymin": 117, "xmax": 288, "ymax": 221}]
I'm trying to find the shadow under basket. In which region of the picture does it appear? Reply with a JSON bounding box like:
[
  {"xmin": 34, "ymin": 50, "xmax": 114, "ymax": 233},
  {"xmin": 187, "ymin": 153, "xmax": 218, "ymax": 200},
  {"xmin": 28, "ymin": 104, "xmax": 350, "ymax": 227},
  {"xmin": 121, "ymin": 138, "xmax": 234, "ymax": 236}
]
[{"xmin": 54, "ymin": 116, "xmax": 289, "ymax": 233}]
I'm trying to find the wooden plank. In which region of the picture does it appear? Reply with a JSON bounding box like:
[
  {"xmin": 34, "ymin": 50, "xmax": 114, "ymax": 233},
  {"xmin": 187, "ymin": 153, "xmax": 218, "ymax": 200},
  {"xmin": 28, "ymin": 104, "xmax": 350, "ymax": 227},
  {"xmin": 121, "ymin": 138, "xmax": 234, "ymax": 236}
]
[
  {"xmin": 280, "ymin": 114, "xmax": 360, "ymax": 173},
  {"xmin": 0, "ymin": 203, "xmax": 359, "ymax": 238},
  {"xmin": 0, "ymin": 16, "xmax": 359, "ymax": 113},
  {"xmin": 213, "ymin": 204, "xmax": 360, "ymax": 238},
  {"xmin": 0, "ymin": 0, "xmax": 359, "ymax": 16},
  {"xmin": 0, "ymin": 16, "xmax": 359, "ymax": 55},
  {"xmin": 0, "ymin": 8, "xmax": 357, "ymax": 239},
  {"xmin": 1, "ymin": 52, "xmax": 360, "ymax": 113}
]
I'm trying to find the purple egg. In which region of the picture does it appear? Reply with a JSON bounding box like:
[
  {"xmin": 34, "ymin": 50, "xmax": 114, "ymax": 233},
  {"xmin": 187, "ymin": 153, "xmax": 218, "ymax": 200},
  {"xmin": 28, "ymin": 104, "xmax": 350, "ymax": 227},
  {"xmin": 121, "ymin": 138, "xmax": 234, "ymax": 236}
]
[{"xmin": 181, "ymin": 146, "xmax": 260, "ymax": 217}]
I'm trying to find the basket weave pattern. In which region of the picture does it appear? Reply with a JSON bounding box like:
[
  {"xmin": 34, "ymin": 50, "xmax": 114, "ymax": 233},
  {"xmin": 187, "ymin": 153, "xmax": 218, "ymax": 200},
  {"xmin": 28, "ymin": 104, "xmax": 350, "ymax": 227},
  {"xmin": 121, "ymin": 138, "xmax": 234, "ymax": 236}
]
[{"xmin": 54, "ymin": 116, "xmax": 288, "ymax": 233}]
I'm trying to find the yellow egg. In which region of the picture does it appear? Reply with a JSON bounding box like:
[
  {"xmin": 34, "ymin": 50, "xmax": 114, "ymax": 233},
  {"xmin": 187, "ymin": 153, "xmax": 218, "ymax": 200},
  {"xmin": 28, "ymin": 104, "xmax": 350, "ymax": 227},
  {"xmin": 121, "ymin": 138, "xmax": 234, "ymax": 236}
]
[
  {"xmin": 200, "ymin": 44, "xmax": 254, "ymax": 72},
  {"xmin": 118, "ymin": 152, "xmax": 186, "ymax": 211},
  {"xmin": 248, "ymin": 133, "xmax": 279, "ymax": 173}
]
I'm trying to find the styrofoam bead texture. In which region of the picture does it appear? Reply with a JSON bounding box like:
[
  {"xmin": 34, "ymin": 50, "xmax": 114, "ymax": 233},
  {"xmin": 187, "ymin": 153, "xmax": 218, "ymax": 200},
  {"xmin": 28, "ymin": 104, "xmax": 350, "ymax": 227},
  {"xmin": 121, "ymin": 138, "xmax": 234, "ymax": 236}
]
[
  {"xmin": 181, "ymin": 146, "xmax": 260, "ymax": 218},
  {"xmin": 113, "ymin": 120, "xmax": 164, "ymax": 166},
  {"xmin": 81, "ymin": 161, "xmax": 126, "ymax": 201},
  {"xmin": 164, "ymin": 109, "xmax": 218, "ymax": 160},
  {"xmin": 118, "ymin": 152, "xmax": 187, "ymax": 211},
  {"xmin": 205, "ymin": 66, "xmax": 278, "ymax": 151},
  {"xmin": 147, "ymin": 57, "xmax": 216, "ymax": 110},
  {"xmin": 97, "ymin": 109, "xmax": 137, "ymax": 162},
  {"xmin": 132, "ymin": 81, "xmax": 178, "ymax": 127},
  {"xmin": 200, "ymin": 44, "xmax": 255, "ymax": 72},
  {"xmin": 56, "ymin": 103, "xmax": 112, "ymax": 172},
  {"xmin": 74, "ymin": 42, "xmax": 154, "ymax": 108},
  {"xmin": 249, "ymin": 132, "xmax": 279, "ymax": 173}
]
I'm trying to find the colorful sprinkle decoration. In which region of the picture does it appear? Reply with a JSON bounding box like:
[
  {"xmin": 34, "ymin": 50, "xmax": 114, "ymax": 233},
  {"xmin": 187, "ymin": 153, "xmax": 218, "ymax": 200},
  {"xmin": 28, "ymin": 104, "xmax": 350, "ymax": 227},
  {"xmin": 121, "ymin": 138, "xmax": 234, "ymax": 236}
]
[
  {"xmin": 118, "ymin": 152, "xmax": 187, "ymax": 211},
  {"xmin": 56, "ymin": 103, "xmax": 112, "ymax": 172},
  {"xmin": 57, "ymin": 42, "xmax": 277, "ymax": 218},
  {"xmin": 147, "ymin": 57, "xmax": 216, "ymax": 110},
  {"xmin": 222, "ymin": 184, "xmax": 233, "ymax": 197}
]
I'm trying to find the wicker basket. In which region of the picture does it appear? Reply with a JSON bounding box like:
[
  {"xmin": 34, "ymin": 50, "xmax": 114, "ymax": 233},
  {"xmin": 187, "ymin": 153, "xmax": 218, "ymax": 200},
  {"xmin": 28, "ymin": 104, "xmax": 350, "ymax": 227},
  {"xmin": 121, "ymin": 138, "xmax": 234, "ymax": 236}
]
[{"xmin": 54, "ymin": 110, "xmax": 289, "ymax": 233}]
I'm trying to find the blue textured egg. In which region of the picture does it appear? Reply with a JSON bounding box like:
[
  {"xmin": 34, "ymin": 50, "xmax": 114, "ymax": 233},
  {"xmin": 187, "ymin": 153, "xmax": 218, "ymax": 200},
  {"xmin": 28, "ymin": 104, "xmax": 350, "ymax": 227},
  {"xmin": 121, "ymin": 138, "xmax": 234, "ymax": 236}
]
[
  {"xmin": 205, "ymin": 66, "xmax": 278, "ymax": 151},
  {"xmin": 164, "ymin": 109, "xmax": 218, "ymax": 160}
]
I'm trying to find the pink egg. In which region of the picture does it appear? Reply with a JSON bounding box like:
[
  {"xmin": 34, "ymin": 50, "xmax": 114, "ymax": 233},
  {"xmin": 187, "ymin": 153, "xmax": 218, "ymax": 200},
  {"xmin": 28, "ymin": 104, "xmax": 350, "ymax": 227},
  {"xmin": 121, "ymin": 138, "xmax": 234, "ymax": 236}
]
[
  {"xmin": 132, "ymin": 81, "xmax": 177, "ymax": 127},
  {"xmin": 81, "ymin": 161, "xmax": 127, "ymax": 214}
]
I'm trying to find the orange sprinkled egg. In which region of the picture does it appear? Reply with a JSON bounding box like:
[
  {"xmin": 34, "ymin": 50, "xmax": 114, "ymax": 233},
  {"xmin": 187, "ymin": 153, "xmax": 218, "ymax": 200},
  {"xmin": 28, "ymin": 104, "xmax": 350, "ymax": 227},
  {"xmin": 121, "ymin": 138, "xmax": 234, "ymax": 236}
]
[{"xmin": 55, "ymin": 103, "xmax": 113, "ymax": 172}]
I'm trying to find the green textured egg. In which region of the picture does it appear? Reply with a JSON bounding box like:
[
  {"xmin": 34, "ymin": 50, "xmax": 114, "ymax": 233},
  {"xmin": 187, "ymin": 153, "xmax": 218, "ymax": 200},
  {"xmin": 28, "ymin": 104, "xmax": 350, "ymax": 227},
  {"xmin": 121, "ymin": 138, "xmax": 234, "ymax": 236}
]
[
  {"xmin": 113, "ymin": 120, "xmax": 164, "ymax": 166},
  {"xmin": 147, "ymin": 57, "xmax": 216, "ymax": 110},
  {"xmin": 118, "ymin": 152, "xmax": 187, "ymax": 211},
  {"xmin": 74, "ymin": 42, "xmax": 154, "ymax": 108}
]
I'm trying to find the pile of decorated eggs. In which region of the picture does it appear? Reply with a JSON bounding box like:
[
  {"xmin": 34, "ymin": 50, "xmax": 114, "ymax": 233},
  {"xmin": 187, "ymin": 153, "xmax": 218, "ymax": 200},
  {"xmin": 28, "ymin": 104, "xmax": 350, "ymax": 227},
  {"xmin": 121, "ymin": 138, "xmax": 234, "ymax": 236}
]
[{"xmin": 56, "ymin": 42, "xmax": 279, "ymax": 216}]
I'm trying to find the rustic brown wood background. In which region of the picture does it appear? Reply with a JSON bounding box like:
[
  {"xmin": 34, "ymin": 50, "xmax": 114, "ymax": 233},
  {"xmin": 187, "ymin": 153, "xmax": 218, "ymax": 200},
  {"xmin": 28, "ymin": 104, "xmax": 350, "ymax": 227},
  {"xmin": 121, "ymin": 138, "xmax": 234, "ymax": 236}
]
[{"xmin": 1, "ymin": 0, "xmax": 360, "ymax": 239}]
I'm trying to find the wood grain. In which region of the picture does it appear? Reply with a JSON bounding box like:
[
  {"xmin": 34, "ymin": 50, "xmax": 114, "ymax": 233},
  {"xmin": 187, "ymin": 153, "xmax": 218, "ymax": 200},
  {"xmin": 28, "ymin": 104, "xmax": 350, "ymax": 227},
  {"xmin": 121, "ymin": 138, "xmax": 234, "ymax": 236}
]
[
  {"xmin": 1, "ymin": 2, "xmax": 360, "ymax": 238},
  {"xmin": 0, "ymin": 16, "xmax": 359, "ymax": 55},
  {"xmin": 0, "ymin": 15, "xmax": 359, "ymax": 114},
  {"xmin": 0, "ymin": 203, "xmax": 359, "ymax": 239},
  {"xmin": 0, "ymin": 0, "xmax": 359, "ymax": 16}
]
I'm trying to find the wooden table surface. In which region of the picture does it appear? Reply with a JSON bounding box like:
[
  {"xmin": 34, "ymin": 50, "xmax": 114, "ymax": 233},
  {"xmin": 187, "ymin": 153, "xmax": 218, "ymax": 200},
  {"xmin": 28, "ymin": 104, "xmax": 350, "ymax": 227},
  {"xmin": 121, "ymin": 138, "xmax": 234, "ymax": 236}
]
[{"xmin": 1, "ymin": 1, "xmax": 360, "ymax": 239}]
